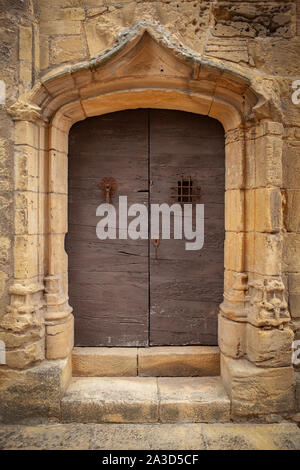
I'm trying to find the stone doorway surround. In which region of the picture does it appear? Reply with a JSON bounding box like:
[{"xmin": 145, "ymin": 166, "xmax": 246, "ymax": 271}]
[{"xmin": 0, "ymin": 25, "xmax": 296, "ymax": 423}]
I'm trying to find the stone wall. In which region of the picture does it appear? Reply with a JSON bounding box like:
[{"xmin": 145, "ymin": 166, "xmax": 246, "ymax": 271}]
[{"xmin": 0, "ymin": 0, "xmax": 299, "ymax": 420}]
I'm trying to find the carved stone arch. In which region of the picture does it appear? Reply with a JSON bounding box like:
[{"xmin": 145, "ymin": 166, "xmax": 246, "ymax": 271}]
[{"xmin": 4, "ymin": 25, "xmax": 294, "ymax": 420}]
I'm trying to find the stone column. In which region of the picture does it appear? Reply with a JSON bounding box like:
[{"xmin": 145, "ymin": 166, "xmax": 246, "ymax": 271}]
[
  {"xmin": 44, "ymin": 112, "xmax": 75, "ymax": 360},
  {"xmin": 0, "ymin": 106, "xmax": 46, "ymax": 369},
  {"xmin": 220, "ymin": 121, "xmax": 295, "ymax": 420}
]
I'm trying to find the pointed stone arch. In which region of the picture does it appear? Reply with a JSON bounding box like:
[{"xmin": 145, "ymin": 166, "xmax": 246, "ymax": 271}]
[{"xmin": 4, "ymin": 25, "xmax": 294, "ymax": 420}]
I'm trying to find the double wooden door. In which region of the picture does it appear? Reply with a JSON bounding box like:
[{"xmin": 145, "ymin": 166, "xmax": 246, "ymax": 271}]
[{"xmin": 67, "ymin": 109, "xmax": 225, "ymax": 347}]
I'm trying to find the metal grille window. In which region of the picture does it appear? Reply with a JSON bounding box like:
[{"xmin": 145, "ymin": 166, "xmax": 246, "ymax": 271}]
[{"xmin": 171, "ymin": 176, "xmax": 201, "ymax": 203}]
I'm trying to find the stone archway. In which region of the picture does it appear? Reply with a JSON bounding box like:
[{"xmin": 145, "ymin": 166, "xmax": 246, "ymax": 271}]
[{"xmin": 3, "ymin": 25, "xmax": 295, "ymax": 420}]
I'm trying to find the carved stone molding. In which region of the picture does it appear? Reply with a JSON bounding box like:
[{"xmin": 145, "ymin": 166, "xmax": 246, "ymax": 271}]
[
  {"xmin": 220, "ymin": 273, "xmax": 249, "ymax": 322},
  {"xmin": 248, "ymin": 278, "xmax": 290, "ymax": 329},
  {"xmin": 7, "ymin": 100, "xmax": 46, "ymax": 123}
]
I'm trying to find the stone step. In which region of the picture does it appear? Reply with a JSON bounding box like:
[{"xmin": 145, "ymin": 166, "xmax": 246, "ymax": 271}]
[
  {"xmin": 72, "ymin": 346, "xmax": 220, "ymax": 377},
  {"xmin": 61, "ymin": 376, "xmax": 230, "ymax": 424}
]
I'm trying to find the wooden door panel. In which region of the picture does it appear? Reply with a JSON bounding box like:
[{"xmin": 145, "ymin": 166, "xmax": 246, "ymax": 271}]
[
  {"xmin": 149, "ymin": 109, "xmax": 225, "ymax": 346},
  {"xmin": 67, "ymin": 110, "xmax": 149, "ymax": 347}
]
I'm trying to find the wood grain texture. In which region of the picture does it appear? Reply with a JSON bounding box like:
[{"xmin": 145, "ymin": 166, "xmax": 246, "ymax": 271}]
[
  {"xmin": 67, "ymin": 109, "xmax": 225, "ymax": 347},
  {"xmin": 67, "ymin": 110, "xmax": 149, "ymax": 346},
  {"xmin": 149, "ymin": 110, "xmax": 225, "ymax": 346}
]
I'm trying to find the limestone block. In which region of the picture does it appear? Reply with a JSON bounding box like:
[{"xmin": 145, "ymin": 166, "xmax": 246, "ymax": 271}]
[
  {"xmin": 245, "ymin": 189, "xmax": 255, "ymax": 232},
  {"xmin": 0, "ymin": 326, "xmax": 44, "ymax": 349},
  {"xmin": 49, "ymin": 126, "xmax": 68, "ymax": 154},
  {"xmin": 245, "ymin": 232, "xmax": 255, "ymax": 272},
  {"xmin": 138, "ymin": 346, "xmax": 220, "ymax": 377},
  {"xmin": 15, "ymin": 121, "xmax": 39, "ymax": 148},
  {"xmin": 296, "ymin": 372, "xmax": 300, "ymax": 412},
  {"xmin": 255, "ymin": 135, "xmax": 283, "ymax": 188},
  {"xmin": 283, "ymin": 142, "xmax": 300, "ymax": 190},
  {"xmin": 49, "ymin": 234, "xmax": 68, "ymax": 274},
  {"xmin": 158, "ymin": 377, "xmax": 230, "ymax": 423},
  {"xmin": 265, "ymin": 135, "xmax": 283, "ymax": 183},
  {"xmin": 290, "ymin": 294, "xmax": 300, "ymax": 319},
  {"xmin": 221, "ymin": 355, "xmax": 295, "ymax": 418},
  {"xmin": 284, "ymin": 190, "xmax": 300, "ymax": 232},
  {"xmin": 72, "ymin": 347, "xmax": 138, "ymax": 377},
  {"xmin": 283, "ymin": 233, "xmax": 300, "ymax": 273},
  {"xmin": 5, "ymin": 338, "xmax": 45, "ymax": 369},
  {"xmin": 225, "ymin": 190, "xmax": 244, "ymax": 232},
  {"xmin": 224, "ymin": 232, "xmax": 244, "ymax": 272},
  {"xmin": 14, "ymin": 235, "xmax": 38, "ymax": 279},
  {"xmin": 0, "ymin": 237, "xmax": 11, "ymax": 267},
  {"xmin": 39, "ymin": 34, "xmax": 49, "ymax": 70},
  {"xmin": 46, "ymin": 315, "xmax": 74, "ymax": 360},
  {"xmin": 49, "ymin": 150, "xmax": 68, "ymax": 194},
  {"xmin": 49, "ymin": 193, "xmax": 67, "ymax": 234},
  {"xmin": 40, "ymin": 21, "xmax": 82, "ymax": 36},
  {"xmin": 289, "ymin": 273, "xmax": 300, "ymax": 319},
  {"xmin": 19, "ymin": 26, "xmax": 33, "ymax": 63},
  {"xmin": 218, "ymin": 314, "xmax": 246, "ymax": 359},
  {"xmin": 249, "ymin": 38, "xmax": 300, "ymax": 77},
  {"xmin": 0, "ymin": 271, "xmax": 8, "ymax": 297},
  {"xmin": 255, "ymin": 188, "xmax": 281, "ymax": 233},
  {"xmin": 14, "ymin": 145, "xmax": 39, "ymax": 192},
  {"xmin": 254, "ymin": 233, "xmax": 282, "ymax": 276},
  {"xmin": 15, "ymin": 191, "xmax": 38, "ymax": 235},
  {"xmin": 0, "ymin": 357, "xmax": 71, "ymax": 424},
  {"xmin": 61, "ymin": 376, "xmax": 159, "ymax": 424},
  {"xmin": 247, "ymin": 324, "xmax": 294, "ymax": 368},
  {"xmin": 50, "ymin": 35, "xmax": 87, "ymax": 65},
  {"xmin": 41, "ymin": 7, "xmax": 85, "ymax": 21},
  {"xmin": 225, "ymin": 140, "xmax": 244, "ymax": 189}
]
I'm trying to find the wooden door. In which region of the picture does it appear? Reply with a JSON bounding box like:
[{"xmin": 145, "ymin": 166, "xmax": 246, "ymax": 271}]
[
  {"xmin": 149, "ymin": 110, "xmax": 225, "ymax": 345},
  {"xmin": 67, "ymin": 109, "xmax": 224, "ymax": 347},
  {"xmin": 67, "ymin": 110, "xmax": 149, "ymax": 346}
]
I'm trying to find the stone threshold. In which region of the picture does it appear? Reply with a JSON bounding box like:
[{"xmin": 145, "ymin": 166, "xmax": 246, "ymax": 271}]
[
  {"xmin": 72, "ymin": 346, "xmax": 220, "ymax": 377},
  {"xmin": 61, "ymin": 376, "xmax": 230, "ymax": 424},
  {"xmin": 1, "ymin": 423, "xmax": 300, "ymax": 450}
]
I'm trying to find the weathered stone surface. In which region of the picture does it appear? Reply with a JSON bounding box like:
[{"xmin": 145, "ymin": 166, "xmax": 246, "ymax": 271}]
[
  {"xmin": 0, "ymin": 422, "xmax": 300, "ymax": 450},
  {"xmin": 138, "ymin": 346, "xmax": 220, "ymax": 377},
  {"xmin": 0, "ymin": 423, "xmax": 300, "ymax": 450},
  {"xmin": 202, "ymin": 423, "xmax": 300, "ymax": 451},
  {"xmin": 247, "ymin": 324, "xmax": 294, "ymax": 368},
  {"xmin": 158, "ymin": 377, "xmax": 230, "ymax": 424},
  {"xmin": 221, "ymin": 355, "xmax": 295, "ymax": 418},
  {"xmin": 0, "ymin": 357, "xmax": 71, "ymax": 424},
  {"xmin": 212, "ymin": 3, "xmax": 295, "ymax": 39},
  {"xmin": 283, "ymin": 233, "xmax": 300, "ymax": 273},
  {"xmin": 5, "ymin": 338, "xmax": 45, "ymax": 370},
  {"xmin": 218, "ymin": 314, "xmax": 246, "ymax": 359},
  {"xmin": 284, "ymin": 190, "xmax": 300, "ymax": 233},
  {"xmin": 61, "ymin": 377, "xmax": 159, "ymax": 424},
  {"xmin": 289, "ymin": 273, "xmax": 300, "ymax": 320},
  {"xmin": 46, "ymin": 315, "xmax": 74, "ymax": 360},
  {"xmin": 283, "ymin": 143, "xmax": 300, "ymax": 190},
  {"xmin": 296, "ymin": 372, "xmax": 300, "ymax": 412},
  {"xmin": 50, "ymin": 36, "xmax": 87, "ymax": 65},
  {"xmin": 72, "ymin": 347, "xmax": 138, "ymax": 377}
]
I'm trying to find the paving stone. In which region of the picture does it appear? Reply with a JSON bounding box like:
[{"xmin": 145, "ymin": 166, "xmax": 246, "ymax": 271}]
[
  {"xmin": 158, "ymin": 377, "xmax": 230, "ymax": 423},
  {"xmin": 0, "ymin": 423, "xmax": 299, "ymax": 450}
]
